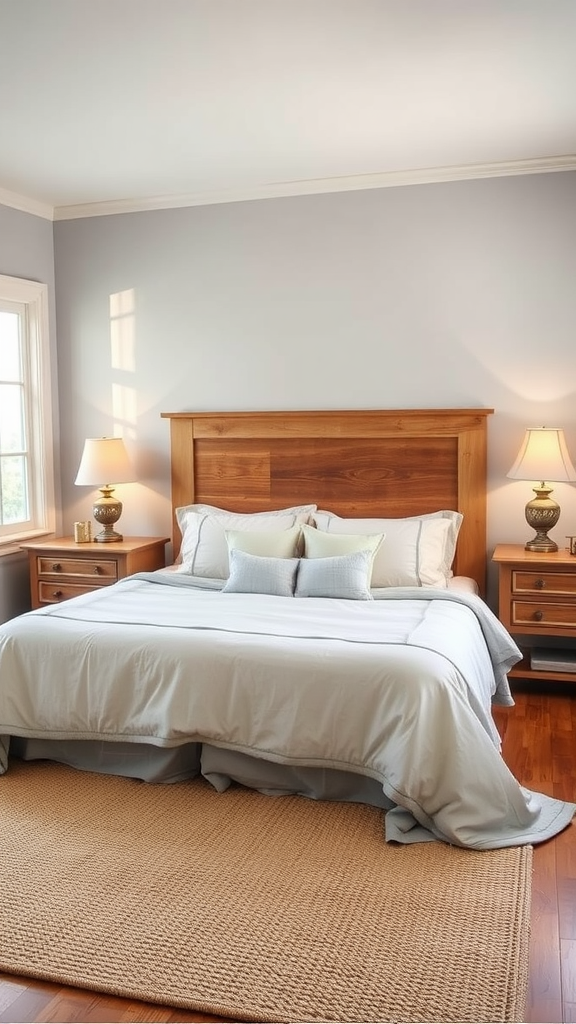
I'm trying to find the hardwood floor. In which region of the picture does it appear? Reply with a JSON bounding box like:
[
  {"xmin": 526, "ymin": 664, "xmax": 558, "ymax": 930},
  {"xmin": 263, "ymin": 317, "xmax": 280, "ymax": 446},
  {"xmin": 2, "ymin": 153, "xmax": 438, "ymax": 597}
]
[
  {"xmin": 493, "ymin": 682, "xmax": 576, "ymax": 1024},
  {"xmin": 1, "ymin": 683, "xmax": 575, "ymax": 1024}
]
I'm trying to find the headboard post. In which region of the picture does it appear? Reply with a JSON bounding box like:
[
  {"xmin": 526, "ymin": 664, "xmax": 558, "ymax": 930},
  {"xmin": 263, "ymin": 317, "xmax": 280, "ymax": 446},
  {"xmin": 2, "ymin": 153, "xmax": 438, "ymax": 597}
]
[{"xmin": 163, "ymin": 415, "xmax": 196, "ymax": 548}]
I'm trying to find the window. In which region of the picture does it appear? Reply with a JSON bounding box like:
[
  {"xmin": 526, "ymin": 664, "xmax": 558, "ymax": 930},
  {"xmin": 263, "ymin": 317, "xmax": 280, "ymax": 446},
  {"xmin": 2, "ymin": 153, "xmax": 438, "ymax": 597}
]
[{"xmin": 0, "ymin": 274, "xmax": 55, "ymax": 548}]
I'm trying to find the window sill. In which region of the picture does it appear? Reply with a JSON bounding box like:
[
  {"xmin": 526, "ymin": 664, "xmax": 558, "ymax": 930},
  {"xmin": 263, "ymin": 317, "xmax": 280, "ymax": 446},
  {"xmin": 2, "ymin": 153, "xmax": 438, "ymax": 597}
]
[{"xmin": 0, "ymin": 531, "xmax": 55, "ymax": 558}]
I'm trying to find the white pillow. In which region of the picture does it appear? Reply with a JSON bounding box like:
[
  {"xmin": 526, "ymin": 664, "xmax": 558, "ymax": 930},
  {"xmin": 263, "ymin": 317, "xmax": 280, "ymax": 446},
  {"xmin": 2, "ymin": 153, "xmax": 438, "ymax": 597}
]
[
  {"xmin": 301, "ymin": 523, "xmax": 384, "ymax": 586},
  {"xmin": 226, "ymin": 525, "xmax": 302, "ymax": 559},
  {"xmin": 295, "ymin": 550, "xmax": 374, "ymax": 600},
  {"xmin": 222, "ymin": 549, "xmax": 299, "ymax": 597},
  {"xmin": 311, "ymin": 510, "xmax": 463, "ymax": 588},
  {"xmin": 176, "ymin": 504, "xmax": 316, "ymax": 578}
]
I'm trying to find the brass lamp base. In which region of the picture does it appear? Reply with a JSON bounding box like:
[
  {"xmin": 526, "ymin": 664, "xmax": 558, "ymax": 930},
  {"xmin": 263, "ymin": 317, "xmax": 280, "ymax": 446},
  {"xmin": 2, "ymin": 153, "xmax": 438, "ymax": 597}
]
[
  {"xmin": 524, "ymin": 484, "xmax": 560, "ymax": 553},
  {"xmin": 93, "ymin": 487, "xmax": 124, "ymax": 543}
]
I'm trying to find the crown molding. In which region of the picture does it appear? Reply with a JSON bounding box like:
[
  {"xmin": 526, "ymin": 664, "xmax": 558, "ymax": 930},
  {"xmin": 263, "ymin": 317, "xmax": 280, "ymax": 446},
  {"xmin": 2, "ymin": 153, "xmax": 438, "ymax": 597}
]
[
  {"xmin": 0, "ymin": 186, "xmax": 54, "ymax": 220},
  {"xmin": 2, "ymin": 156, "xmax": 575, "ymax": 223},
  {"xmin": 51, "ymin": 155, "xmax": 576, "ymax": 220}
]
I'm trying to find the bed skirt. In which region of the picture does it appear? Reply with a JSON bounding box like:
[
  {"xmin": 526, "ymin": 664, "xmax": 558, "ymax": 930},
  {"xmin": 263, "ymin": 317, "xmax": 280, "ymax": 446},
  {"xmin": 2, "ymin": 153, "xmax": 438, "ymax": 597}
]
[{"xmin": 10, "ymin": 737, "xmax": 391, "ymax": 808}]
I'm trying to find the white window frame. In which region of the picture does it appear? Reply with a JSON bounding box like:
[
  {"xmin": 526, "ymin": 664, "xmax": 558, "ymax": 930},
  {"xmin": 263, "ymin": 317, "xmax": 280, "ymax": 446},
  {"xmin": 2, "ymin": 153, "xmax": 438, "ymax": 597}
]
[{"xmin": 0, "ymin": 274, "xmax": 55, "ymax": 551}]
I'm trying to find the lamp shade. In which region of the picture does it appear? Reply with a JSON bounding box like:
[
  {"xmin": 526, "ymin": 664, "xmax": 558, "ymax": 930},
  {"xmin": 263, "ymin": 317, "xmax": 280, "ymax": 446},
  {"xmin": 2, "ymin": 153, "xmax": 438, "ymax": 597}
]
[
  {"xmin": 75, "ymin": 437, "xmax": 135, "ymax": 486},
  {"xmin": 507, "ymin": 427, "xmax": 576, "ymax": 484}
]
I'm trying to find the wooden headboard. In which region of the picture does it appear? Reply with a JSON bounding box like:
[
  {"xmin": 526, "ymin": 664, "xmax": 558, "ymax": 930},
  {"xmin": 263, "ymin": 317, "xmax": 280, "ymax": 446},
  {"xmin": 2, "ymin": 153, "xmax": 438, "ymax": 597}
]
[{"xmin": 161, "ymin": 409, "xmax": 493, "ymax": 596}]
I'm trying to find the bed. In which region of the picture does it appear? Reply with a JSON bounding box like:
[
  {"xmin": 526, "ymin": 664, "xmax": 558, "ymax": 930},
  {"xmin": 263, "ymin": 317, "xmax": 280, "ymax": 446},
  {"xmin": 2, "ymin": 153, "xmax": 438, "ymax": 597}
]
[{"xmin": 1, "ymin": 408, "xmax": 574, "ymax": 849}]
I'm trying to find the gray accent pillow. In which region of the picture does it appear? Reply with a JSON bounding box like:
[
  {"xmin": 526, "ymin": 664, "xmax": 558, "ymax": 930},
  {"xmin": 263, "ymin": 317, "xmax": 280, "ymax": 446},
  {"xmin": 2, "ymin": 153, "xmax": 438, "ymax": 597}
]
[
  {"xmin": 222, "ymin": 548, "xmax": 299, "ymax": 597},
  {"xmin": 295, "ymin": 549, "xmax": 374, "ymax": 600}
]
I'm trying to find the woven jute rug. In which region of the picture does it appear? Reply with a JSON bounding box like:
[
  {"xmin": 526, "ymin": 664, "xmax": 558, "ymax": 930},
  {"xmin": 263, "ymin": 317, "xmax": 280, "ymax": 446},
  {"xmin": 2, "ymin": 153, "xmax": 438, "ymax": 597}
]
[{"xmin": 0, "ymin": 760, "xmax": 531, "ymax": 1023}]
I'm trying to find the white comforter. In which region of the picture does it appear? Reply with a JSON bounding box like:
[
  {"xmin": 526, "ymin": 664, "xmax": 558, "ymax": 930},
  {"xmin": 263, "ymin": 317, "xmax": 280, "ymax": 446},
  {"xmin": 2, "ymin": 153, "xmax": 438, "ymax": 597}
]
[{"xmin": 0, "ymin": 571, "xmax": 574, "ymax": 849}]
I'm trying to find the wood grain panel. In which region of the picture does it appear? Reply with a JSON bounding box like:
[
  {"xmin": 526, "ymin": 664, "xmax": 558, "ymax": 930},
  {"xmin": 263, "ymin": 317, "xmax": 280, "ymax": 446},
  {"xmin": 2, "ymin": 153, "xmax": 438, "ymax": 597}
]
[
  {"xmin": 193, "ymin": 437, "xmax": 458, "ymax": 513},
  {"xmin": 271, "ymin": 438, "xmax": 457, "ymax": 513}
]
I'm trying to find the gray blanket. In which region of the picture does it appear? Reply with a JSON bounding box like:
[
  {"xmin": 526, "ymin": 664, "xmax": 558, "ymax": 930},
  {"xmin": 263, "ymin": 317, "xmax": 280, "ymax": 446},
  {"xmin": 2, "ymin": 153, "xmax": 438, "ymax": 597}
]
[{"xmin": 0, "ymin": 573, "xmax": 574, "ymax": 848}]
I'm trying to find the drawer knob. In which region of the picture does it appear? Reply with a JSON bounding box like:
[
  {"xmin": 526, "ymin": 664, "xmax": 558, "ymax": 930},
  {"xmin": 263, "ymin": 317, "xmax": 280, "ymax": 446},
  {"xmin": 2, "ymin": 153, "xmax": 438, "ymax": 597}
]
[
  {"xmin": 534, "ymin": 578, "xmax": 545, "ymax": 589},
  {"xmin": 52, "ymin": 590, "xmax": 63, "ymax": 599},
  {"xmin": 534, "ymin": 610, "xmax": 544, "ymax": 621},
  {"xmin": 93, "ymin": 565, "xmax": 103, "ymax": 575},
  {"xmin": 52, "ymin": 563, "xmax": 62, "ymax": 572}
]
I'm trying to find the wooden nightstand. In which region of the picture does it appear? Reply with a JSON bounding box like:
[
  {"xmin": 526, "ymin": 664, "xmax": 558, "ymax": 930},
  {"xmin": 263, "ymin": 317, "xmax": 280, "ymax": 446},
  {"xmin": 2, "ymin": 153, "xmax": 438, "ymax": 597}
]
[
  {"xmin": 21, "ymin": 536, "xmax": 169, "ymax": 610},
  {"xmin": 492, "ymin": 543, "xmax": 576, "ymax": 683}
]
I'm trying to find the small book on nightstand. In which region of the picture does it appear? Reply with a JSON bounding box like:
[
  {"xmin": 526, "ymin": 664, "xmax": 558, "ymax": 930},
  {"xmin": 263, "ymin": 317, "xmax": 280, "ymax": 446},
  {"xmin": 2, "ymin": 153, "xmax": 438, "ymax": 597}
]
[{"xmin": 530, "ymin": 648, "xmax": 576, "ymax": 673}]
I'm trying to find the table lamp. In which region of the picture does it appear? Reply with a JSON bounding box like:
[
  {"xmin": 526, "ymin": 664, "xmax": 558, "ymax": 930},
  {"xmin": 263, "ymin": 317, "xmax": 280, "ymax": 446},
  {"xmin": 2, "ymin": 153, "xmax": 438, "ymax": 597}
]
[
  {"xmin": 75, "ymin": 436, "xmax": 135, "ymax": 542},
  {"xmin": 507, "ymin": 426, "xmax": 576, "ymax": 552}
]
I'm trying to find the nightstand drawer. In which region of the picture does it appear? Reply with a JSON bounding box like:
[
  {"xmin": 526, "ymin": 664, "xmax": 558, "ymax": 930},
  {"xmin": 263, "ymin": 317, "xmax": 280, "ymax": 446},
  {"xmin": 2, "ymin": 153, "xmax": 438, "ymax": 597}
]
[
  {"xmin": 512, "ymin": 570, "xmax": 576, "ymax": 597},
  {"xmin": 37, "ymin": 556, "xmax": 118, "ymax": 581},
  {"xmin": 511, "ymin": 600, "xmax": 576, "ymax": 629},
  {"xmin": 38, "ymin": 580, "xmax": 106, "ymax": 604}
]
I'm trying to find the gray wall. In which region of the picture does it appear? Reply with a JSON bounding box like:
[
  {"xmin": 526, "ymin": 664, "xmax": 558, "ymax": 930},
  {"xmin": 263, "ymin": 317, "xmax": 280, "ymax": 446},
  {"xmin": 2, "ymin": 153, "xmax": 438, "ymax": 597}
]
[
  {"xmin": 0, "ymin": 204, "xmax": 59, "ymax": 620},
  {"xmin": 53, "ymin": 171, "xmax": 576, "ymax": 604},
  {"xmin": 2, "ymin": 169, "xmax": 576, "ymax": 618}
]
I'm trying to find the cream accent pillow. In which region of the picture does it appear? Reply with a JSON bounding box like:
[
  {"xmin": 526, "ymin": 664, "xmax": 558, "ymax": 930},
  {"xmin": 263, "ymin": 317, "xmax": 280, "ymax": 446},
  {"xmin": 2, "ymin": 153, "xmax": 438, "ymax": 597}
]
[
  {"xmin": 301, "ymin": 523, "xmax": 384, "ymax": 586},
  {"xmin": 226, "ymin": 525, "xmax": 302, "ymax": 559},
  {"xmin": 311, "ymin": 510, "xmax": 463, "ymax": 588},
  {"xmin": 176, "ymin": 504, "xmax": 316, "ymax": 578}
]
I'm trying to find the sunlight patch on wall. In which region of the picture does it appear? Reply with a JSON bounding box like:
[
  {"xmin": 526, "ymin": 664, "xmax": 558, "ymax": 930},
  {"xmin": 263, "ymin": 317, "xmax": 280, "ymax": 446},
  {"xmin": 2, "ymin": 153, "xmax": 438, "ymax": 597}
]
[
  {"xmin": 109, "ymin": 288, "xmax": 137, "ymax": 440},
  {"xmin": 112, "ymin": 382, "xmax": 137, "ymax": 437}
]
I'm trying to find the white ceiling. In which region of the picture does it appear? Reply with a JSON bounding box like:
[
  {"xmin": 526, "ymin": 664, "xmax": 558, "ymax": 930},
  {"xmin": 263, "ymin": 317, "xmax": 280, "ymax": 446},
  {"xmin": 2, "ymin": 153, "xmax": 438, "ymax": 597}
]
[{"xmin": 1, "ymin": 0, "xmax": 575, "ymax": 220}]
